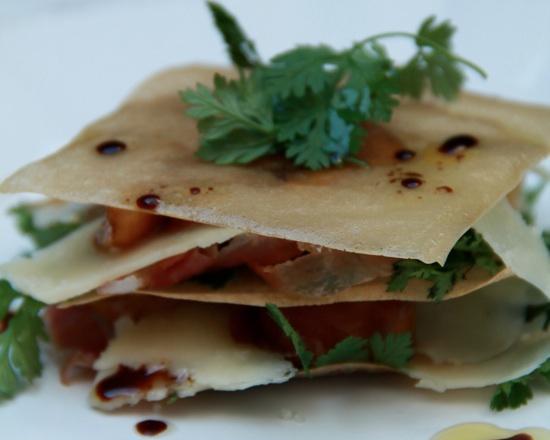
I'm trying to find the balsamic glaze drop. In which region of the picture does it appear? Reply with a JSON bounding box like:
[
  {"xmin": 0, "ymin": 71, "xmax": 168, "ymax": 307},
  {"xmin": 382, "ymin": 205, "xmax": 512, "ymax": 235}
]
[
  {"xmin": 95, "ymin": 366, "xmax": 172, "ymax": 401},
  {"xmin": 136, "ymin": 194, "xmax": 161, "ymax": 210},
  {"xmin": 189, "ymin": 187, "xmax": 201, "ymax": 195},
  {"xmin": 401, "ymin": 178, "xmax": 423, "ymax": 189},
  {"xmin": 394, "ymin": 149, "xmax": 416, "ymax": 161},
  {"xmin": 96, "ymin": 140, "xmax": 126, "ymax": 155},
  {"xmin": 136, "ymin": 420, "xmax": 168, "ymax": 437},
  {"xmin": 439, "ymin": 134, "xmax": 478, "ymax": 155}
]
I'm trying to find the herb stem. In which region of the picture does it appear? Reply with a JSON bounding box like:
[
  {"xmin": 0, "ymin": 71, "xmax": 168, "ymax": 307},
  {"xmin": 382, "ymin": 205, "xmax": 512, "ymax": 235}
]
[{"xmin": 356, "ymin": 31, "xmax": 487, "ymax": 79}]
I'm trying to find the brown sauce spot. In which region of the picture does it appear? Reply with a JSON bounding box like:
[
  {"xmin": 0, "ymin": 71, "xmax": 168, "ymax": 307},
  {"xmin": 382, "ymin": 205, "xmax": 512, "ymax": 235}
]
[
  {"xmin": 95, "ymin": 365, "xmax": 174, "ymax": 402},
  {"xmin": 190, "ymin": 187, "xmax": 201, "ymax": 195},
  {"xmin": 136, "ymin": 194, "xmax": 161, "ymax": 210},
  {"xmin": 136, "ymin": 420, "xmax": 168, "ymax": 437},
  {"xmin": 439, "ymin": 134, "xmax": 478, "ymax": 155},
  {"xmin": 96, "ymin": 140, "xmax": 126, "ymax": 155},
  {"xmin": 401, "ymin": 178, "xmax": 423, "ymax": 189},
  {"xmin": 394, "ymin": 149, "xmax": 416, "ymax": 161},
  {"xmin": 436, "ymin": 185, "xmax": 454, "ymax": 193},
  {"xmin": 497, "ymin": 435, "xmax": 533, "ymax": 440},
  {"xmin": 208, "ymin": 187, "xmax": 214, "ymax": 191}
]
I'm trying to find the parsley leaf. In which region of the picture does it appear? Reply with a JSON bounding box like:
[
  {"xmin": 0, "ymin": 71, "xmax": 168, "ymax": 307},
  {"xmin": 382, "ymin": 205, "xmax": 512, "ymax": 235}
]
[
  {"xmin": 388, "ymin": 229, "xmax": 502, "ymax": 300},
  {"xmin": 491, "ymin": 359, "xmax": 550, "ymax": 411},
  {"xmin": 183, "ymin": 5, "xmax": 485, "ymax": 170},
  {"xmin": 265, "ymin": 303, "xmax": 314, "ymax": 373},
  {"xmin": 10, "ymin": 205, "xmax": 82, "ymax": 249},
  {"xmin": 369, "ymin": 332, "xmax": 413, "ymax": 368},
  {"xmin": 207, "ymin": 1, "xmax": 260, "ymax": 69},
  {"xmin": 315, "ymin": 336, "xmax": 369, "ymax": 367},
  {"xmin": 0, "ymin": 281, "xmax": 46, "ymax": 400},
  {"xmin": 490, "ymin": 377, "xmax": 533, "ymax": 411}
]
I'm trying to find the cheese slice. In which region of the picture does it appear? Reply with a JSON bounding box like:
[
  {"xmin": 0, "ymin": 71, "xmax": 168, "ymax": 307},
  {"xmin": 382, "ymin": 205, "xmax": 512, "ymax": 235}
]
[
  {"xmin": 91, "ymin": 303, "xmax": 296, "ymax": 410},
  {"xmin": 474, "ymin": 199, "xmax": 550, "ymax": 298},
  {"xmin": 408, "ymin": 278, "xmax": 550, "ymax": 391},
  {"xmin": 0, "ymin": 219, "xmax": 240, "ymax": 304}
]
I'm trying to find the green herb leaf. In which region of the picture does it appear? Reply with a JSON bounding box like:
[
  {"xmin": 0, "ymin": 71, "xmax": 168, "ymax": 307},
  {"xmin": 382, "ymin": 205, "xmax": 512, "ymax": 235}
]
[
  {"xmin": 265, "ymin": 304, "xmax": 314, "ymax": 373},
  {"xmin": 388, "ymin": 229, "xmax": 502, "ymax": 300},
  {"xmin": 0, "ymin": 281, "xmax": 46, "ymax": 400},
  {"xmin": 207, "ymin": 1, "xmax": 260, "ymax": 68},
  {"xmin": 10, "ymin": 205, "xmax": 82, "ymax": 249},
  {"xmin": 369, "ymin": 332, "xmax": 413, "ymax": 368},
  {"xmin": 315, "ymin": 336, "xmax": 369, "ymax": 367},
  {"xmin": 490, "ymin": 358, "xmax": 550, "ymax": 411},
  {"xmin": 398, "ymin": 16, "xmax": 464, "ymax": 100},
  {"xmin": 183, "ymin": 5, "xmax": 484, "ymax": 170},
  {"xmin": 490, "ymin": 378, "xmax": 533, "ymax": 411}
]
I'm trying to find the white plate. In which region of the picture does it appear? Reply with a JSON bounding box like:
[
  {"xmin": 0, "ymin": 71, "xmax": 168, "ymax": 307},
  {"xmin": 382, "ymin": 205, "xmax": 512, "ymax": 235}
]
[{"xmin": 1, "ymin": 1, "xmax": 550, "ymax": 438}]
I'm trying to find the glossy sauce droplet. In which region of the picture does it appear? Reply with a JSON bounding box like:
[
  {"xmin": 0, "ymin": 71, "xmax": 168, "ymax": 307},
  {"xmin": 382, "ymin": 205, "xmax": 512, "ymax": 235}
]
[
  {"xmin": 498, "ymin": 435, "xmax": 533, "ymax": 440},
  {"xmin": 190, "ymin": 187, "xmax": 201, "ymax": 195},
  {"xmin": 96, "ymin": 140, "xmax": 126, "ymax": 155},
  {"xmin": 394, "ymin": 149, "xmax": 416, "ymax": 161},
  {"xmin": 95, "ymin": 365, "xmax": 173, "ymax": 401},
  {"xmin": 136, "ymin": 194, "xmax": 161, "ymax": 210},
  {"xmin": 439, "ymin": 134, "xmax": 478, "ymax": 155},
  {"xmin": 436, "ymin": 185, "xmax": 453, "ymax": 193},
  {"xmin": 136, "ymin": 420, "xmax": 168, "ymax": 437},
  {"xmin": 401, "ymin": 178, "xmax": 423, "ymax": 189}
]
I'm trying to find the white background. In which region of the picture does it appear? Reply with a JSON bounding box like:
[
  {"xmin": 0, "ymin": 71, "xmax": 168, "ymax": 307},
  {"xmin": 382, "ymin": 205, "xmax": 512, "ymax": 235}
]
[{"xmin": 0, "ymin": 1, "xmax": 550, "ymax": 439}]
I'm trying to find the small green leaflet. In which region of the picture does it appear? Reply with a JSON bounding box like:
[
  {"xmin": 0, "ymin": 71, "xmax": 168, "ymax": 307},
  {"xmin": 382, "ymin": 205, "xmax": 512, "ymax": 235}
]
[
  {"xmin": 388, "ymin": 229, "xmax": 503, "ymax": 300},
  {"xmin": 266, "ymin": 304, "xmax": 413, "ymax": 371},
  {"xmin": 265, "ymin": 303, "xmax": 314, "ymax": 373},
  {"xmin": 0, "ymin": 280, "xmax": 46, "ymax": 400},
  {"xmin": 206, "ymin": 1, "xmax": 260, "ymax": 68},
  {"xmin": 369, "ymin": 333, "xmax": 413, "ymax": 369},
  {"xmin": 183, "ymin": 3, "xmax": 486, "ymax": 170},
  {"xmin": 315, "ymin": 336, "xmax": 369, "ymax": 367},
  {"xmin": 10, "ymin": 205, "xmax": 82, "ymax": 249},
  {"xmin": 490, "ymin": 358, "xmax": 550, "ymax": 411}
]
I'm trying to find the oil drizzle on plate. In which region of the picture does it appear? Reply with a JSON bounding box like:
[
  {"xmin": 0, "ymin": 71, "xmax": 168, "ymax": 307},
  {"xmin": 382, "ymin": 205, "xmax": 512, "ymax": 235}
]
[{"xmin": 432, "ymin": 423, "xmax": 550, "ymax": 440}]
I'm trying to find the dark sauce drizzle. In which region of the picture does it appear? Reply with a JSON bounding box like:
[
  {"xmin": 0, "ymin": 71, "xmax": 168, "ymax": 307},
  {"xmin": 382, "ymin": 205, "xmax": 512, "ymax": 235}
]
[
  {"xmin": 136, "ymin": 194, "xmax": 161, "ymax": 210},
  {"xmin": 136, "ymin": 420, "xmax": 168, "ymax": 437},
  {"xmin": 394, "ymin": 149, "xmax": 416, "ymax": 161},
  {"xmin": 401, "ymin": 178, "xmax": 423, "ymax": 189},
  {"xmin": 96, "ymin": 140, "xmax": 126, "ymax": 155},
  {"xmin": 439, "ymin": 134, "xmax": 478, "ymax": 155},
  {"xmin": 95, "ymin": 365, "xmax": 173, "ymax": 401},
  {"xmin": 189, "ymin": 187, "xmax": 201, "ymax": 195}
]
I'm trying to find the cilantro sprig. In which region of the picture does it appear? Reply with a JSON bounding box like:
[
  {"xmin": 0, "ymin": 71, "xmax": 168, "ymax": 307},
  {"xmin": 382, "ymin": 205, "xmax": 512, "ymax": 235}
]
[
  {"xmin": 266, "ymin": 304, "xmax": 413, "ymax": 372},
  {"xmin": 182, "ymin": 2, "xmax": 486, "ymax": 170},
  {"xmin": 490, "ymin": 359, "xmax": 550, "ymax": 411},
  {"xmin": 0, "ymin": 280, "xmax": 46, "ymax": 399},
  {"xmin": 388, "ymin": 229, "xmax": 503, "ymax": 301}
]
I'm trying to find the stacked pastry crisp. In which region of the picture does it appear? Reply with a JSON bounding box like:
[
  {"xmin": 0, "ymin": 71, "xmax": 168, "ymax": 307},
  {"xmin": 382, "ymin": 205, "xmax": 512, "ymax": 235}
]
[{"xmin": 1, "ymin": 67, "xmax": 549, "ymax": 410}]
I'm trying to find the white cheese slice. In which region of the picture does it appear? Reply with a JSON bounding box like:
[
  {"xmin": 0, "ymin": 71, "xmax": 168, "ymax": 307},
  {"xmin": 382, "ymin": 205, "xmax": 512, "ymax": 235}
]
[
  {"xmin": 407, "ymin": 331, "xmax": 550, "ymax": 392},
  {"xmin": 91, "ymin": 303, "xmax": 296, "ymax": 410},
  {"xmin": 474, "ymin": 199, "xmax": 550, "ymax": 298},
  {"xmin": 415, "ymin": 278, "xmax": 532, "ymax": 365},
  {"xmin": 409, "ymin": 278, "xmax": 550, "ymax": 391},
  {"xmin": 0, "ymin": 219, "xmax": 240, "ymax": 304}
]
